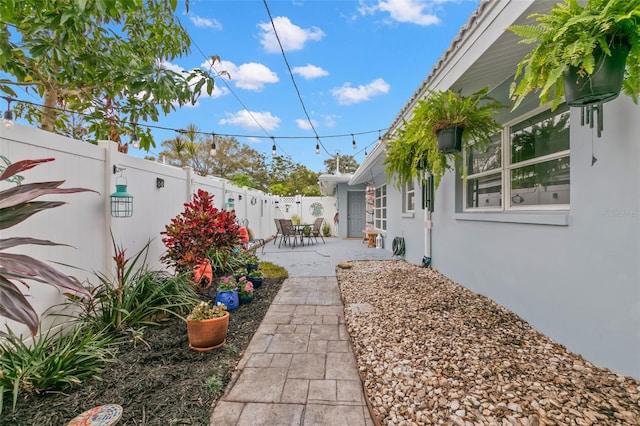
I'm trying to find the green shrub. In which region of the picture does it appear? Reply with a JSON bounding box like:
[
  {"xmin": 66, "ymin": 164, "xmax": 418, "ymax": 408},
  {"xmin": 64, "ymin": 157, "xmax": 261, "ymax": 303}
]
[
  {"xmin": 78, "ymin": 269, "xmax": 199, "ymax": 332},
  {"xmin": 258, "ymin": 262, "xmax": 288, "ymax": 279},
  {"xmin": 322, "ymin": 222, "xmax": 331, "ymax": 237},
  {"xmin": 0, "ymin": 326, "xmax": 116, "ymax": 413}
]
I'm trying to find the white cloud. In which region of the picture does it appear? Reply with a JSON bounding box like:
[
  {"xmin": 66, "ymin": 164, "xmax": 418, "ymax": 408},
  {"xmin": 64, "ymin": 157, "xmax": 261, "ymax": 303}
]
[
  {"xmin": 295, "ymin": 118, "xmax": 318, "ymax": 130},
  {"xmin": 358, "ymin": 0, "xmax": 440, "ymax": 26},
  {"xmin": 203, "ymin": 59, "xmax": 278, "ymax": 91},
  {"xmin": 292, "ymin": 64, "xmax": 329, "ymax": 80},
  {"xmin": 258, "ymin": 16, "xmax": 325, "ymax": 53},
  {"xmin": 321, "ymin": 114, "xmax": 338, "ymax": 128},
  {"xmin": 219, "ymin": 110, "xmax": 281, "ymax": 131},
  {"xmin": 332, "ymin": 78, "xmax": 390, "ymax": 105},
  {"xmin": 159, "ymin": 60, "xmax": 185, "ymax": 74},
  {"xmin": 189, "ymin": 15, "xmax": 223, "ymax": 30}
]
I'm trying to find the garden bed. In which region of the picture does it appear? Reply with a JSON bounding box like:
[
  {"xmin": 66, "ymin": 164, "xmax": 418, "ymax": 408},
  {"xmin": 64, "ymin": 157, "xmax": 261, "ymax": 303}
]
[{"xmin": 1, "ymin": 277, "xmax": 284, "ymax": 426}]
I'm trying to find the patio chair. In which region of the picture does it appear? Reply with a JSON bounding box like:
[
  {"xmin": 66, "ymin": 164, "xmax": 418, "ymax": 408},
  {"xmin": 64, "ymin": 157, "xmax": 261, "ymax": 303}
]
[
  {"xmin": 273, "ymin": 218, "xmax": 284, "ymax": 245},
  {"xmin": 279, "ymin": 219, "xmax": 299, "ymax": 249},
  {"xmin": 310, "ymin": 217, "xmax": 325, "ymax": 244}
]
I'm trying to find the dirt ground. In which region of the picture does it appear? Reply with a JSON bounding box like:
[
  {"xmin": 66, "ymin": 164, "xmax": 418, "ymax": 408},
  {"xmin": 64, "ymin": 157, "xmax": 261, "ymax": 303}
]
[{"xmin": 1, "ymin": 277, "xmax": 284, "ymax": 426}]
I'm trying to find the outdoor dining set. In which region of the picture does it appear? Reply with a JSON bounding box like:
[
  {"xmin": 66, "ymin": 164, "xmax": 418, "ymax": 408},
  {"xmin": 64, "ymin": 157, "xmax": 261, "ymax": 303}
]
[{"xmin": 273, "ymin": 217, "xmax": 325, "ymax": 249}]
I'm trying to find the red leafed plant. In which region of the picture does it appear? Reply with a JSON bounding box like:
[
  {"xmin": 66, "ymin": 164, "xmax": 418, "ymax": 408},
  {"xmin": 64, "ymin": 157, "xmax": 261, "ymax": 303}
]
[
  {"xmin": 161, "ymin": 189, "xmax": 240, "ymax": 277},
  {"xmin": 0, "ymin": 158, "xmax": 96, "ymax": 336}
]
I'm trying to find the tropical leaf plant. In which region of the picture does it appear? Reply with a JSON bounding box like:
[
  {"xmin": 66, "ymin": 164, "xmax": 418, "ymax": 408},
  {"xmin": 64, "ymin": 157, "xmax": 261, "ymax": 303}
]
[{"xmin": 0, "ymin": 158, "xmax": 95, "ymax": 337}]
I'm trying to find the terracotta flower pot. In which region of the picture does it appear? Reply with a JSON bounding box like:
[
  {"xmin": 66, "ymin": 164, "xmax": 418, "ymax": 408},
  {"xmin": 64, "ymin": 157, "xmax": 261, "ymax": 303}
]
[{"xmin": 186, "ymin": 311, "xmax": 229, "ymax": 351}]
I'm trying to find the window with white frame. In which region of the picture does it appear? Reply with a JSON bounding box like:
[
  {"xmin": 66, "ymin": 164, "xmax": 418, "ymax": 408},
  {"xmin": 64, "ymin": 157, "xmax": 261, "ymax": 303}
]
[
  {"xmin": 465, "ymin": 104, "xmax": 570, "ymax": 210},
  {"xmin": 403, "ymin": 179, "xmax": 415, "ymax": 212},
  {"xmin": 374, "ymin": 184, "xmax": 387, "ymax": 230}
]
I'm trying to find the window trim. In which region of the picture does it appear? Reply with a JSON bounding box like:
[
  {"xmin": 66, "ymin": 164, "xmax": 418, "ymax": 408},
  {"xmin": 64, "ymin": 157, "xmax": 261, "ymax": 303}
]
[
  {"xmin": 463, "ymin": 103, "xmax": 571, "ymax": 213},
  {"xmin": 374, "ymin": 184, "xmax": 387, "ymax": 231},
  {"xmin": 402, "ymin": 179, "xmax": 415, "ymax": 213}
]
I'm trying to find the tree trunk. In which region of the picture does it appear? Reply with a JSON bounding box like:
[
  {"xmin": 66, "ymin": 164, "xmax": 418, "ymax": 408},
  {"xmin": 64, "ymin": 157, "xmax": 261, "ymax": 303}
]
[{"xmin": 41, "ymin": 87, "xmax": 57, "ymax": 132}]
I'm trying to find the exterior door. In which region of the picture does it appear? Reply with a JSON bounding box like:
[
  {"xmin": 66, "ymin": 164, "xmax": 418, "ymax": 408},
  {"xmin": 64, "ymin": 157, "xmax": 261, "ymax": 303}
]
[{"xmin": 347, "ymin": 191, "xmax": 365, "ymax": 238}]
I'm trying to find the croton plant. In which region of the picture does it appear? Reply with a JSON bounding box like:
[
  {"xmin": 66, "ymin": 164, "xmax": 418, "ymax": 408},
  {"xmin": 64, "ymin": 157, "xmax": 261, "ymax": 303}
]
[
  {"xmin": 0, "ymin": 158, "xmax": 95, "ymax": 336},
  {"xmin": 161, "ymin": 189, "xmax": 241, "ymax": 276}
]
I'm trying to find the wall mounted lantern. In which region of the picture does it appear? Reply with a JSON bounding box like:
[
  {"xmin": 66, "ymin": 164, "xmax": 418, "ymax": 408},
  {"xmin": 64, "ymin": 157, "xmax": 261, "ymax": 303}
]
[
  {"xmin": 110, "ymin": 166, "xmax": 133, "ymax": 218},
  {"xmin": 226, "ymin": 197, "xmax": 235, "ymax": 210},
  {"xmin": 156, "ymin": 177, "xmax": 165, "ymax": 188}
]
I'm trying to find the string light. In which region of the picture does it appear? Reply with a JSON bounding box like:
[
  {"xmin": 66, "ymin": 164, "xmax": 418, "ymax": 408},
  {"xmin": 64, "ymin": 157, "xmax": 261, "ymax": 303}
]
[
  {"xmin": 2, "ymin": 97, "xmax": 14, "ymax": 127},
  {"xmin": 131, "ymin": 123, "xmax": 139, "ymax": 148},
  {"xmin": 210, "ymin": 133, "xmax": 217, "ymax": 156},
  {"xmin": 352, "ymin": 134, "xmax": 357, "ymax": 149},
  {"xmin": 315, "ymin": 137, "xmax": 320, "ymax": 155},
  {"xmin": 3, "ymin": 96, "xmax": 387, "ymax": 159}
]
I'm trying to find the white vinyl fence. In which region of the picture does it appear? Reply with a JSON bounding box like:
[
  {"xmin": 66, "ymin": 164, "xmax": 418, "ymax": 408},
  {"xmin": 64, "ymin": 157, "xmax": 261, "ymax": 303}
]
[{"xmin": 0, "ymin": 124, "xmax": 333, "ymax": 337}]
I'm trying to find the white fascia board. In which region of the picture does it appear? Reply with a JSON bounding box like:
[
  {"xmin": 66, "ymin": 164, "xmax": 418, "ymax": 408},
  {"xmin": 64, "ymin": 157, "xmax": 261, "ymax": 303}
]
[{"xmin": 349, "ymin": 140, "xmax": 386, "ymax": 185}]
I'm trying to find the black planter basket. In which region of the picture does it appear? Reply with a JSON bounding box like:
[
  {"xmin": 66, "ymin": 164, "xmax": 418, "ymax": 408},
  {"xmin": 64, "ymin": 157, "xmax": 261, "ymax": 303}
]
[
  {"xmin": 563, "ymin": 42, "xmax": 630, "ymax": 106},
  {"xmin": 437, "ymin": 126, "xmax": 464, "ymax": 153}
]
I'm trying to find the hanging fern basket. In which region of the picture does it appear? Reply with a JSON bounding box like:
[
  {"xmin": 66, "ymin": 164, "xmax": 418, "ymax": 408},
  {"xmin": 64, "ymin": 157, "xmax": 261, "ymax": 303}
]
[
  {"xmin": 563, "ymin": 42, "xmax": 630, "ymax": 106},
  {"xmin": 436, "ymin": 126, "xmax": 464, "ymax": 153}
]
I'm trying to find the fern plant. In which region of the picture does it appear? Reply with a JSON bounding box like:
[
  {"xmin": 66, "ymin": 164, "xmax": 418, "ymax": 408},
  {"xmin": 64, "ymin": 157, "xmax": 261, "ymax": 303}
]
[
  {"xmin": 384, "ymin": 87, "xmax": 503, "ymax": 190},
  {"xmin": 509, "ymin": 0, "xmax": 640, "ymax": 110}
]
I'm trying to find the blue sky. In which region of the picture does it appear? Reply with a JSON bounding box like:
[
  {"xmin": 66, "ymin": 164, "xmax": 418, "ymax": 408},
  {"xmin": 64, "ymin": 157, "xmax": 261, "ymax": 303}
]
[{"xmin": 131, "ymin": 0, "xmax": 481, "ymax": 172}]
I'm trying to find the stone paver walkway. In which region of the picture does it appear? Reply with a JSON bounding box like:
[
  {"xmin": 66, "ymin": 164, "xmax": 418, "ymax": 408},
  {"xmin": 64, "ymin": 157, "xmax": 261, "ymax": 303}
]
[{"xmin": 210, "ymin": 276, "xmax": 375, "ymax": 425}]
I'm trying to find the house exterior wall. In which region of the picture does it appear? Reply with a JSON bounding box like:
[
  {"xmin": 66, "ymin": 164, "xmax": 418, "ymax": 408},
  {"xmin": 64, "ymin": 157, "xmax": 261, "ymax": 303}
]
[
  {"xmin": 335, "ymin": 182, "xmax": 366, "ymax": 238},
  {"xmin": 431, "ymin": 95, "xmax": 640, "ymax": 378},
  {"xmin": 347, "ymin": 0, "xmax": 639, "ymax": 379}
]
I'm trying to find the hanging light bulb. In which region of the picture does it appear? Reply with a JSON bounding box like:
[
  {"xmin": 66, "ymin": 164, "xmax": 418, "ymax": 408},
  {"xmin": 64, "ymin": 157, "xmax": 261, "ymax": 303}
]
[
  {"xmin": 352, "ymin": 134, "xmax": 357, "ymax": 149},
  {"xmin": 210, "ymin": 133, "xmax": 217, "ymax": 155},
  {"xmin": 364, "ymin": 148, "xmax": 368, "ymax": 156},
  {"xmin": 315, "ymin": 137, "xmax": 320, "ymax": 154},
  {"xmin": 271, "ymin": 137, "xmax": 277, "ymax": 155},
  {"xmin": 378, "ymin": 130, "xmax": 382, "ymax": 143},
  {"xmin": 2, "ymin": 97, "xmax": 14, "ymax": 128},
  {"xmin": 131, "ymin": 123, "xmax": 139, "ymax": 149}
]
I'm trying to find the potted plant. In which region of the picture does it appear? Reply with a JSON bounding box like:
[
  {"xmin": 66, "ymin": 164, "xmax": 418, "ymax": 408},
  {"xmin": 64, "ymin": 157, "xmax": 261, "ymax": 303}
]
[
  {"xmin": 238, "ymin": 279, "xmax": 254, "ymax": 304},
  {"xmin": 302, "ymin": 225, "xmax": 311, "ymax": 238},
  {"xmin": 384, "ymin": 86, "xmax": 503, "ymax": 190},
  {"xmin": 247, "ymin": 269, "xmax": 264, "ymax": 289},
  {"xmin": 215, "ymin": 275, "xmax": 239, "ymax": 311},
  {"xmin": 508, "ymin": 0, "xmax": 640, "ymax": 110},
  {"xmin": 186, "ymin": 301, "xmax": 229, "ymax": 351},
  {"xmin": 244, "ymin": 253, "xmax": 260, "ymax": 272},
  {"xmin": 234, "ymin": 267, "xmax": 249, "ymax": 281}
]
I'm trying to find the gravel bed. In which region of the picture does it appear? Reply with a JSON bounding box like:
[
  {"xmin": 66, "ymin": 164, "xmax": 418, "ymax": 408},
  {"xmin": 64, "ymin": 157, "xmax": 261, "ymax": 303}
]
[{"xmin": 336, "ymin": 260, "xmax": 639, "ymax": 426}]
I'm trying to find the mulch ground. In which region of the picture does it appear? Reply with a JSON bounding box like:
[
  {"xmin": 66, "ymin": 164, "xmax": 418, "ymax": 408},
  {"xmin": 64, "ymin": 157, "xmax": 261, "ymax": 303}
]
[{"xmin": 1, "ymin": 277, "xmax": 283, "ymax": 426}]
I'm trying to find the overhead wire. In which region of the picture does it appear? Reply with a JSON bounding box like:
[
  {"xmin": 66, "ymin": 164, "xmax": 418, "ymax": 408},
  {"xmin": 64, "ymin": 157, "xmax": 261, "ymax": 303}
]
[
  {"xmin": 262, "ymin": 0, "xmax": 332, "ymax": 156},
  {"xmin": 3, "ymin": 7, "xmax": 391, "ymax": 160},
  {"xmin": 174, "ymin": 13, "xmax": 291, "ymax": 157}
]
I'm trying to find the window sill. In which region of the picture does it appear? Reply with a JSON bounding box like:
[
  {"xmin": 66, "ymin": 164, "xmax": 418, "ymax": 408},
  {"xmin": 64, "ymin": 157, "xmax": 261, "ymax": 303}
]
[
  {"xmin": 401, "ymin": 212, "xmax": 415, "ymax": 218},
  {"xmin": 454, "ymin": 211, "xmax": 570, "ymax": 226}
]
